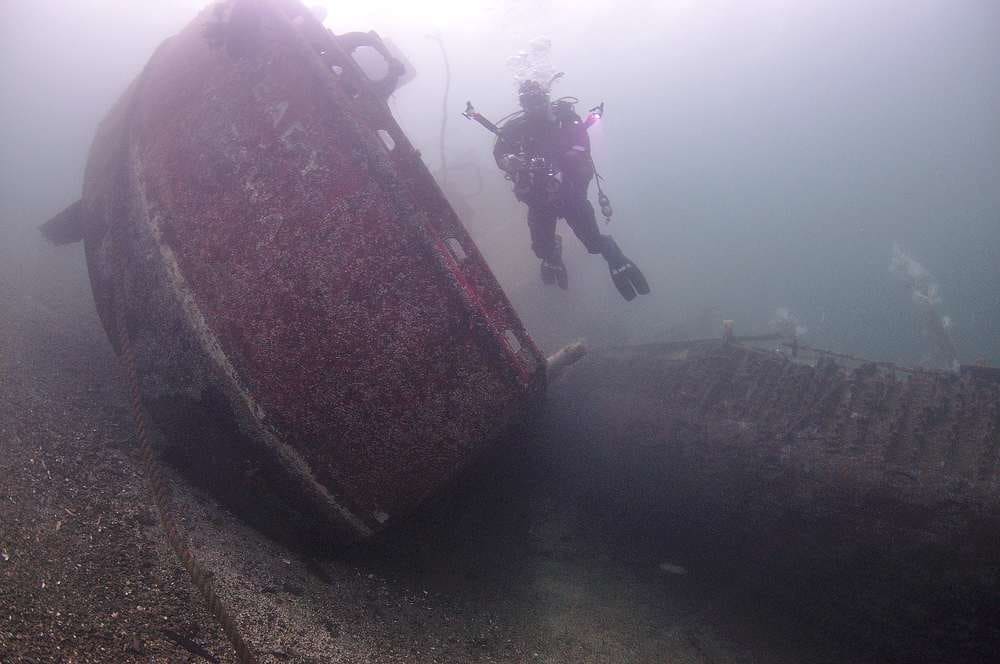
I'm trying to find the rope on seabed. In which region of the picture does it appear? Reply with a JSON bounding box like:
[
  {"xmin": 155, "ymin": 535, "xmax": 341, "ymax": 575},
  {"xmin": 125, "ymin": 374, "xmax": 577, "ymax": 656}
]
[{"xmin": 115, "ymin": 295, "xmax": 259, "ymax": 664}]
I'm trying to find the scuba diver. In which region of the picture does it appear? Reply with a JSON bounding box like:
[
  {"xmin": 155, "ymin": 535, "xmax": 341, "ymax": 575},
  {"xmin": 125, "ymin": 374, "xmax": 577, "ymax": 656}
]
[{"xmin": 484, "ymin": 78, "xmax": 650, "ymax": 301}]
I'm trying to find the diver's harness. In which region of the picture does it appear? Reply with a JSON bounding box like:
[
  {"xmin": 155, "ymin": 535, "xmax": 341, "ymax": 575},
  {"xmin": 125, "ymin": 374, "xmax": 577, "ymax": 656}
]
[
  {"xmin": 506, "ymin": 154, "xmax": 562, "ymax": 204},
  {"xmin": 463, "ymin": 98, "xmax": 614, "ymax": 223}
]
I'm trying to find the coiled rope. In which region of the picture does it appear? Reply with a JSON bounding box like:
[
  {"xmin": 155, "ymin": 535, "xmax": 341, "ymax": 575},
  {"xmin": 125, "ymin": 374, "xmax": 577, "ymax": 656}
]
[{"xmin": 115, "ymin": 289, "xmax": 259, "ymax": 664}]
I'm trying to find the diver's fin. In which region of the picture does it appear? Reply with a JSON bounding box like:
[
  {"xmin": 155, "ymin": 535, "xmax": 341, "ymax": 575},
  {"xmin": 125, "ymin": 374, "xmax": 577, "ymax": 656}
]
[
  {"xmin": 555, "ymin": 263, "xmax": 569, "ymax": 290},
  {"xmin": 610, "ymin": 263, "xmax": 637, "ymax": 301},
  {"xmin": 540, "ymin": 234, "xmax": 569, "ymax": 289},
  {"xmin": 610, "ymin": 262, "xmax": 650, "ymax": 301},
  {"xmin": 540, "ymin": 261, "xmax": 555, "ymax": 285},
  {"xmin": 40, "ymin": 199, "xmax": 86, "ymax": 245},
  {"xmin": 541, "ymin": 259, "xmax": 568, "ymax": 289},
  {"xmin": 602, "ymin": 236, "xmax": 650, "ymax": 301},
  {"xmin": 630, "ymin": 264, "xmax": 650, "ymax": 296}
]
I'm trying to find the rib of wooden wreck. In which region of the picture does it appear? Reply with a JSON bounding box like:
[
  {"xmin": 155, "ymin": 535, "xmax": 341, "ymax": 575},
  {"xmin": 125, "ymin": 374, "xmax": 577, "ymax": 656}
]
[{"xmin": 47, "ymin": 0, "xmax": 545, "ymax": 543}]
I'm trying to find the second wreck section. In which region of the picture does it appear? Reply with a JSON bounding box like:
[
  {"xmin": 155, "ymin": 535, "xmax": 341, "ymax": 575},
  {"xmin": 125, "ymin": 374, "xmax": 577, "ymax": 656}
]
[
  {"xmin": 548, "ymin": 341, "xmax": 1000, "ymax": 658},
  {"xmin": 558, "ymin": 342, "xmax": 1000, "ymax": 538}
]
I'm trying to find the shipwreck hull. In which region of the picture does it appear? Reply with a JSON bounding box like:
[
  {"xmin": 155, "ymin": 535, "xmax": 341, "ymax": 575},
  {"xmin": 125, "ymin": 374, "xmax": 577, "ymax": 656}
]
[
  {"xmin": 548, "ymin": 342, "xmax": 1000, "ymax": 660},
  {"xmin": 74, "ymin": 0, "xmax": 544, "ymax": 542}
]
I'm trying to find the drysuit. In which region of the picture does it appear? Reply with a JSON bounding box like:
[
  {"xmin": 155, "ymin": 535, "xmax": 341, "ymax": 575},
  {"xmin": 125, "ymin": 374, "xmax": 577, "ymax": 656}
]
[{"xmin": 493, "ymin": 98, "xmax": 649, "ymax": 300}]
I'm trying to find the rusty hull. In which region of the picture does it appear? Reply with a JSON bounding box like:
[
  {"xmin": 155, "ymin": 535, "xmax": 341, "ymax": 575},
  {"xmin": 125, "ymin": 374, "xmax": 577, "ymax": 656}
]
[{"xmin": 73, "ymin": 0, "xmax": 544, "ymax": 543}]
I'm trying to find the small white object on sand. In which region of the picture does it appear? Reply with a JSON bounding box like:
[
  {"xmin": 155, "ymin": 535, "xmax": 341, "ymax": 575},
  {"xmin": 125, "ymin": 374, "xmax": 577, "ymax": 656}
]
[{"xmin": 658, "ymin": 561, "xmax": 688, "ymax": 575}]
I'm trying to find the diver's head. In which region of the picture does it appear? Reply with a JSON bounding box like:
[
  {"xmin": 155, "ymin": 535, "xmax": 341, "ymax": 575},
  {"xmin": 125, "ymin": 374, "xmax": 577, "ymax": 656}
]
[{"xmin": 518, "ymin": 79, "xmax": 550, "ymax": 119}]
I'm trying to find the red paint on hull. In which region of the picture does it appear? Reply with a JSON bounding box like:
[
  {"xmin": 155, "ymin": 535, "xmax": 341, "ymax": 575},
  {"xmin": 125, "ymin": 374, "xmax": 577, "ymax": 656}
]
[{"xmin": 75, "ymin": 0, "xmax": 545, "ymax": 541}]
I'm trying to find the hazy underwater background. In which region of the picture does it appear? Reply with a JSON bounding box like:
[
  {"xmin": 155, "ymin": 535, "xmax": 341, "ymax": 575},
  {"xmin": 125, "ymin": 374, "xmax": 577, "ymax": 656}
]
[{"xmin": 2, "ymin": 0, "xmax": 998, "ymax": 363}]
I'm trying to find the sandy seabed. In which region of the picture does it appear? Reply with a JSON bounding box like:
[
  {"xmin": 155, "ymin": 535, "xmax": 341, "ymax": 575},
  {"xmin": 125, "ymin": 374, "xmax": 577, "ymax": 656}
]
[{"xmin": 1, "ymin": 245, "xmax": 871, "ymax": 663}]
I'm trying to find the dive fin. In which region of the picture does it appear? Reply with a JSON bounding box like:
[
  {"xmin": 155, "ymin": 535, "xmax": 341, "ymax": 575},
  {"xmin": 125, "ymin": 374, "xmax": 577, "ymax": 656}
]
[
  {"xmin": 541, "ymin": 259, "xmax": 569, "ymax": 289},
  {"xmin": 540, "ymin": 235, "xmax": 569, "ymax": 289},
  {"xmin": 630, "ymin": 264, "xmax": 650, "ymax": 296},
  {"xmin": 610, "ymin": 262, "xmax": 650, "ymax": 301},
  {"xmin": 610, "ymin": 264, "xmax": 637, "ymax": 301},
  {"xmin": 540, "ymin": 261, "xmax": 556, "ymax": 285},
  {"xmin": 602, "ymin": 236, "xmax": 650, "ymax": 301},
  {"xmin": 40, "ymin": 199, "xmax": 86, "ymax": 245},
  {"xmin": 555, "ymin": 263, "xmax": 569, "ymax": 290}
]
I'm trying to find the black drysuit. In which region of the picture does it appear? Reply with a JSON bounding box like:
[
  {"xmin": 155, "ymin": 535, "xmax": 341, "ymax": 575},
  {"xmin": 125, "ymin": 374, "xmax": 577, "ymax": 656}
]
[{"xmin": 493, "ymin": 105, "xmax": 607, "ymax": 261}]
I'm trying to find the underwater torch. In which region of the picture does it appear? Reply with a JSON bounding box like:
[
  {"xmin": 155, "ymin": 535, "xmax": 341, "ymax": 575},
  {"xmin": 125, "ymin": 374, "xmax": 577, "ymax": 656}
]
[
  {"xmin": 583, "ymin": 102, "xmax": 604, "ymax": 129},
  {"xmin": 463, "ymin": 101, "xmax": 500, "ymax": 136}
]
